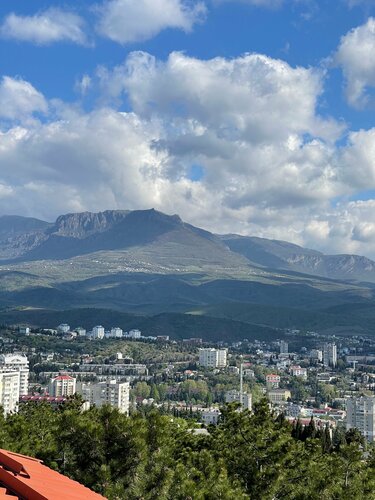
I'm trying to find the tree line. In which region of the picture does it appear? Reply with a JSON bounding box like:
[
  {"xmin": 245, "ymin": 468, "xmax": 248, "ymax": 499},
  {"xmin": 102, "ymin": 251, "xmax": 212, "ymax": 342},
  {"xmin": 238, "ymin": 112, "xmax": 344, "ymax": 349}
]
[{"xmin": 0, "ymin": 398, "xmax": 374, "ymax": 499}]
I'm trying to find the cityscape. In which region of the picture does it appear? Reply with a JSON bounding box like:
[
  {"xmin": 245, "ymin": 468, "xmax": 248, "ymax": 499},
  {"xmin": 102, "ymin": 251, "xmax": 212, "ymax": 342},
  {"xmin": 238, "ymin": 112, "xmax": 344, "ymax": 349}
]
[{"xmin": 2, "ymin": 322, "xmax": 375, "ymax": 443}]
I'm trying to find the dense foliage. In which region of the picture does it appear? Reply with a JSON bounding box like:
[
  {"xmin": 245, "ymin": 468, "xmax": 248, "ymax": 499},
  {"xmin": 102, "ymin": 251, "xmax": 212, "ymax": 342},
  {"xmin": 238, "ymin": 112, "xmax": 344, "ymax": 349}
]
[{"xmin": 0, "ymin": 399, "xmax": 374, "ymax": 499}]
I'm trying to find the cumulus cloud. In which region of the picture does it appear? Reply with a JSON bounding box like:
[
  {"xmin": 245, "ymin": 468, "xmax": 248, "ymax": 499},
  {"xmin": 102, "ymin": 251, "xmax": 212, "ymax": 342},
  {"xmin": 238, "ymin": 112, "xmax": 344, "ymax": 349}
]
[
  {"xmin": 96, "ymin": 0, "xmax": 206, "ymax": 44},
  {"xmin": 335, "ymin": 17, "xmax": 375, "ymax": 107},
  {"xmin": 107, "ymin": 51, "xmax": 342, "ymax": 142},
  {"xmin": 0, "ymin": 77, "xmax": 48, "ymax": 120},
  {"xmin": 0, "ymin": 8, "xmax": 88, "ymax": 45},
  {"xmin": 2, "ymin": 52, "xmax": 375, "ymax": 257}
]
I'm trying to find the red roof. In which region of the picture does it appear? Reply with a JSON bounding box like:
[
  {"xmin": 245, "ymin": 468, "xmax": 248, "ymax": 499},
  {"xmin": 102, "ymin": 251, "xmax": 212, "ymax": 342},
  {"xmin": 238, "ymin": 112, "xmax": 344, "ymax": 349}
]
[
  {"xmin": 54, "ymin": 375, "xmax": 74, "ymax": 381},
  {"xmin": 0, "ymin": 448, "xmax": 106, "ymax": 499}
]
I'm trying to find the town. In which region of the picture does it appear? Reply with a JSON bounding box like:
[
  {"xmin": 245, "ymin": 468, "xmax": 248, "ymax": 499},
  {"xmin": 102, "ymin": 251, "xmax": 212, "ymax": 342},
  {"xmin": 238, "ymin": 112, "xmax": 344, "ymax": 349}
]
[{"xmin": 1, "ymin": 321, "xmax": 375, "ymax": 443}]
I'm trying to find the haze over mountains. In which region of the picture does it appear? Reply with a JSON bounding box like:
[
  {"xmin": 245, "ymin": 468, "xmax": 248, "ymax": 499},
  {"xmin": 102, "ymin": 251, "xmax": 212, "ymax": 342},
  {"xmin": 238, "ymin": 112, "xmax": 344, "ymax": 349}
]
[{"xmin": 1, "ymin": 208, "xmax": 375, "ymax": 337}]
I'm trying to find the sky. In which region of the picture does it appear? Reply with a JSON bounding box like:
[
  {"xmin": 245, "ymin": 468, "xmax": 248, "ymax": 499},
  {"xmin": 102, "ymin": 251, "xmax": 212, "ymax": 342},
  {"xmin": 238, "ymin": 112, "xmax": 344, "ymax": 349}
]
[{"xmin": 1, "ymin": 1, "xmax": 375, "ymax": 257}]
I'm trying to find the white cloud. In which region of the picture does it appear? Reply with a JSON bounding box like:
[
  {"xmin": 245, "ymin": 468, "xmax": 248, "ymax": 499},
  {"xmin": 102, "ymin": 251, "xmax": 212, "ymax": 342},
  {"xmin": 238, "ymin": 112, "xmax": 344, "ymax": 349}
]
[
  {"xmin": 96, "ymin": 0, "xmax": 206, "ymax": 44},
  {"xmin": 112, "ymin": 51, "xmax": 342, "ymax": 143},
  {"xmin": 3, "ymin": 54, "xmax": 375, "ymax": 258},
  {"xmin": 0, "ymin": 77, "xmax": 48, "ymax": 120},
  {"xmin": 0, "ymin": 8, "xmax": 88, "ymax": 46},
  {"xmin": 335, "ymin": 17, "xmax": 375, "ymax": 107}
]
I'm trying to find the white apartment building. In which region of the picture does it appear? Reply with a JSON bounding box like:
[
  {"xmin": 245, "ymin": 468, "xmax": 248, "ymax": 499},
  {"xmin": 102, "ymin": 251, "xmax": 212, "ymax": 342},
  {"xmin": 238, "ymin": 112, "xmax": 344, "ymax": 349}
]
[
  {"xmin": 280, "ymin": 341, "xmax": 288, "ymax": 354},
  {"xmin": 225, "ymin": 389, "xmax": 252, "ymax": 411},
  {"xmin": 127, "ymin": 329, "xmax": 141, "ymax": 339},
  {"xmin": 75, "ymin": 327, "xmax": 86, "ymax": 337},
  {"xmin": 57, "ymin": 323, "xmax": 70, "ymax": 334},
  {"xmin": 0, "ymin": 371, "xmax": 20, "ymax": 415},
  {"xmin": 109, "ymin": 326, "xmax": 124, "ymax": 339},
  {"xmin": 48, "ymin": 374, "xmax": 76, "ymax": 397},
  {"xmin": 346, "ymin": 396, "xmax": 375, "ymax": 442},
  {"xmin": 76, "ymin": 380, "xmax": 130, "ymax": 414},
  {"xmin": 201, "ymin": 408, "xmax": 221, "ymax": 425},
  {"xmin": 323, "ymin": 343, "xmax": 337, "ymax": 368},
  {"xmin": 310, "ymin": 349, "xmax": 323, "ymax": 362},
  {"xmin": 0, "ymin": 354, "xmax": 29, "ymax": 396},
  {"xmin": 198, "ymin": 348, "xmax": 227, "ymax": 368},
  {"xmin": 290, "ymin": 366, "xmax": 308, "ymax": 379},
  {"xmin": 91, "ymin": 325, "xmax": 105, "ymax": 339}
]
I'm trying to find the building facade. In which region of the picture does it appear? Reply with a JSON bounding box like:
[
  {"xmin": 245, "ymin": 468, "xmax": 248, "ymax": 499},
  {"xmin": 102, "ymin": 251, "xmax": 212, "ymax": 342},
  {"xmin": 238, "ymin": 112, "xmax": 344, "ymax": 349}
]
[
  {"xmin": 268, "ymin": 389, "xmax": 291, "ymax": 404},
  {"xmin": 346, "ymin": 396, "xmax": 375, "ymax": 442},
  {"xmin": 225, "ymin": 389, "xmax": 252, "ymax": 411},
  {"xmin": 91, "ymin": 326, "xmax": 105, "ymax": 339},
  {"xmin": 48, "ymin": 374, "xmax": 77, "ymax": 397},
  {"xmin": 280, "ymin": 341, "xmax": 289, "ymax": 354},
  {"xmin": 0, "ymin": 371, "xmax": 20, "ymax": 415},
  {"xmin": 266, "ymin": 374, "xmax": 281, "ymax": 388},
  {"xmin": 323, "ymin": 343, "xmax": 337, "ymax": 368},
  {"xmin": 0, "ymin": 354, "xmax": 29, "ymax": 396},
  {"xmin": 198, "ymin": 348, "xmax": 227, "ymax": 368},
  {"xmin": 77, "ymin": 380, "xmax": 130, "ymax": 414}
]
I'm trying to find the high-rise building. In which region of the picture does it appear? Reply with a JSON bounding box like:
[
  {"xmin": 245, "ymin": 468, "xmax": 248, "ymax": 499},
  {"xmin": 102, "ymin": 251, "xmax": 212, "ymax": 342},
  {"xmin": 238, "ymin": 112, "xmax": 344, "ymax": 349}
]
[
  {"xmin": 198, "ymin": 348, "xmax": 227, "ymax": 368},
  {"xmin": 127, "ymin": 329, "xmax": 141, "ymax": 339},
  {"xmin": 0, "ymin": 371, "xmax": 20, "ymax": 415},
  {"xmin": 48, "ymin": 374, "xmax": 76, "ymax": 397},
  {"xmin": 76, "ymin": 380, "xmax": 130, "ymax": 414},
  {"xmin": 0, "ymin": 354, "xmax": 29, "ymax": 396},
  {"xmin": 280, "ymin": 341, "xmax": 288, "ymax": 354},
  {"xmin": 310, "ymin": 349, "xmax": 323, "ymax": 362},
  {"xmin": 346, "ymin": 396, "xmax": 375, "ymax": 442},
  {"xmin": 75, "ymin": 327, "xmax": 86, "ymax": 337},
  {"xmin": 91, "ymin": 325, "xmax": 105, "ymax": 339},
  {"xmin": 57, "ymin": 323, "xmax": 70, "ymax": 334},
  {"xmin": 323, "ymin": 343, "xmax": 337, "ymax": 368},
  {"xmin": 109, "ymin": 327, "xmax": 123, "ymax": 338}
]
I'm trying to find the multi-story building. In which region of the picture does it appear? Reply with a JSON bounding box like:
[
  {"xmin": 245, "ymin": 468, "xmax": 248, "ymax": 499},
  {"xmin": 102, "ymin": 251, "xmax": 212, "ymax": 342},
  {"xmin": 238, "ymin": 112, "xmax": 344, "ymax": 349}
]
[
  {"xmin": 0, "ymin": 354, "xmax": 29, "ymax": 396},
  {"xmin": 201, "ymin": 408, "xmax": 221, "ymax": 425},
  {"xmin": 225, "ymin": 389, "xmax": 252, "ymax": 411},
  {"xmin": 75, "ymin": 327, "xmax": 86, "ymax": 337},
  {"xmin": 57, "ymin": 323, "xmax": 70, "ymax": 334},
  {"xmin": 91, "ymin": 326, "xmax": 105, "ymax": 340},
  {"xmin": 77, "ymin": 380, "xmax": 130, "ymax": 414},
  {"xmin": 266, "ymin": 374, "xmax": 280, "ymax": 388},
  {"xmin": 0, "ymin": 371, "xmax": 20, "ymax": 415},
  {"xmin": 198, "ymin": 348, "xmax": 227, "ymax": 368},
  {"xmin": 268, "ymin": 389, "xmax": 291, "ymax": 404},
  {"xmin": 109, "ymin": 327, "xmax": 123, "ymax": 338},
  {"xmin": 290, "ymin": 366, "xmax": 308, "ymax": 379},
  {"xmin": 346, "ymin": 396, "xmax": 375, "ymax": 442},
  {"xmin": 280, "ymin": 341, "xmax": 289, "ymax": 355},
  {"xmin": 79, "ymin": 363, "xmax": 148, "ymax": 376},
  {"xmin": 127, "ymin": 329, "xmax": 141, "ymax": 339},
  {"xmin": 310, "ymin": 349, "xmax": 323, "ymax": 362},
  {"xmin": 323, "ymin": 343, "xmax": 337, "ymax": 368},
  {"xmin": 48, "ymin": 374, "xmax": 76, "ymax": 397}
]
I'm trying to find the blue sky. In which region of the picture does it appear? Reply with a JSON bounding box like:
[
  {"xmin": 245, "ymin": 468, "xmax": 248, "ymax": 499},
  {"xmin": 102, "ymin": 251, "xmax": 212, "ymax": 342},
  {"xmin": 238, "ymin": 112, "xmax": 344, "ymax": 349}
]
[{"xmin": 1, "ymin": 0, "xmax": 375, "ymax": 257}]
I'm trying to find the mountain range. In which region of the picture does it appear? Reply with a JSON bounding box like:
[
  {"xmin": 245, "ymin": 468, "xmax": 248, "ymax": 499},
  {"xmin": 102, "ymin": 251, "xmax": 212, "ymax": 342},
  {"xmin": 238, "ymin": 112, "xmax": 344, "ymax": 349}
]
[{"xmin": 1, "ymin": 208, "xmax": 375, "ymax": 338}]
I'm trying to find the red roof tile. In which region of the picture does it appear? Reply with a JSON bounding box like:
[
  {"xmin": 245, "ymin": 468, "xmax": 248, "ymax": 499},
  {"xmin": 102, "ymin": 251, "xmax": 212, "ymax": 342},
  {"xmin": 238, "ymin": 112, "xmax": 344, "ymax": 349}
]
[{"xmin": 0, "ymin": 448, "xmax": 106, "ymax": 499}]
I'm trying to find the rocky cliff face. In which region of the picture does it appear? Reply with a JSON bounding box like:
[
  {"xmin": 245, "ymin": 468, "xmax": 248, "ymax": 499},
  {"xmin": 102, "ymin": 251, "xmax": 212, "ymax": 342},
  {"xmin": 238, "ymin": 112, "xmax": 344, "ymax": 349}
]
[{"xmin": 50, "ymin": 210, "xmax": 130, "ymax": 238}]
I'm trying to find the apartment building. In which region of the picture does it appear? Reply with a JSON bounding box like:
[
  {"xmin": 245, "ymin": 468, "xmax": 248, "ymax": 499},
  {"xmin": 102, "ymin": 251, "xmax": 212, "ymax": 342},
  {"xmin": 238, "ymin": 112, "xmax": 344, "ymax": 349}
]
[
  {"xmin": 346, "ymin": 396, "xmax": 375, "ymax": 442},
  {"xmin": 0, "ymin": 354, "xmax": 29, "ymax": 396},
  {"xmin": 198, "ymin": 348, "xmax": 227, "ymax": 368}
]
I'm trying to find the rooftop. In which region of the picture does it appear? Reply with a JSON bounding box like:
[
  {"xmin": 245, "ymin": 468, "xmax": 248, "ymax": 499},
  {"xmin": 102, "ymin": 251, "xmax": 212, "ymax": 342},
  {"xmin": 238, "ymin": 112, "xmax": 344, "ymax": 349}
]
[{"xmin": 0, "ymin": 448, "xmax": 105, "ymax": 499}]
